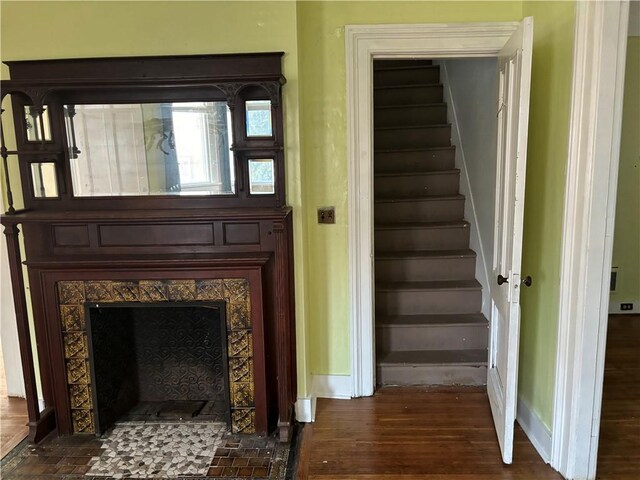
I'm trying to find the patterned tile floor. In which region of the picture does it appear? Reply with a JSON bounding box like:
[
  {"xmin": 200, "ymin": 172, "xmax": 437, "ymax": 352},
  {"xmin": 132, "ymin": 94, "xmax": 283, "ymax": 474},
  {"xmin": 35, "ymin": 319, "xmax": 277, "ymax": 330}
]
[
  {"xmin": 87, "ymin": 422, "xmax": 226, "ymax": 478},
  {"xmin": 0, "ymin": 421, "xmax": 289, "ymax": 480}
]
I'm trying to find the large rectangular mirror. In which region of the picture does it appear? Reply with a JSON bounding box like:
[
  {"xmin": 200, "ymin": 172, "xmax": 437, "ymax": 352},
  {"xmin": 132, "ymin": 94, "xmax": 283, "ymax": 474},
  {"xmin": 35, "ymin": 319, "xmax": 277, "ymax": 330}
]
[{"xmin": 65, "ymin": 102, "xmax": 235, "ymax": 197}]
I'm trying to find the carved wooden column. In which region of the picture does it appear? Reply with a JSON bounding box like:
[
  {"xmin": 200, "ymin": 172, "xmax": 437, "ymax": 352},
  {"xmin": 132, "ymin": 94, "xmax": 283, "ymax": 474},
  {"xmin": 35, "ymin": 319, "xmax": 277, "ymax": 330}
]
[
  {"xmin": 273, "ymin": 219, "xmax": 295, "ymax": 442},
  {"xmin": 2, "ymin": 223, "xmax": 49, "ymax": 441}
]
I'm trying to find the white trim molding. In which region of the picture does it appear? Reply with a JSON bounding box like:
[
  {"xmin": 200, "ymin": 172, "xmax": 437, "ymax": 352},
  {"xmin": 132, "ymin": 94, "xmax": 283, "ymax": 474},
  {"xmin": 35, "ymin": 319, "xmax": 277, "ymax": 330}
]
[
  {"xmin": 295, "ymin": 374, "xmax": 353, "ymax": 423},
  {"xmin": 295, "ymin": 397, "xmax": 317, "ymax": 423},
  {"xmin": 312, "ymin": 374, "xmax": 353, "ymax": 400},
  {"xmin": 346, "ymin": 22, "xmax": 519, "ymax": 398},
  {"xmin": 551, "ymin": 2, "xmax": 629, "ymax": 479},
  {"xmin": 517, "ymin": 396, "xmax": 552, "ymax": 464}
]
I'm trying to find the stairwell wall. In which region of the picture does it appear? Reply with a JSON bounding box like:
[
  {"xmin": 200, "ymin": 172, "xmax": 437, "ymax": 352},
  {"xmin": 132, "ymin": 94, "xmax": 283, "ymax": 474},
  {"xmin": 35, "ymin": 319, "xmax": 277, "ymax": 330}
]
[{"xmin": 437, "ymin": 58, "xmax": 499, "ymax": 319}]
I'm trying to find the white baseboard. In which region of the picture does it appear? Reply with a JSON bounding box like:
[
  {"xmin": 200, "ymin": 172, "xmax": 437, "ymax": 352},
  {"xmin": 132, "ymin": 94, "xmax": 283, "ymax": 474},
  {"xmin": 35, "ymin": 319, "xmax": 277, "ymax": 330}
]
[
  {"xmin": 295, "ymin": 397, "xmax": 317, "ymax": 423},
  {"xmin": 295, "ymin": 375, "xmax": 353, "ymax": 423},
  {"xmin": 517, "ymin": 395, "xmax": 552, "ymax": 464},
  {"xmin": 312, "ymin": 374, "xmax": 353, "ymax": 399},
  {"xmin": 608, "ymin": 298, "xmax": 640, "ymax": 314}
]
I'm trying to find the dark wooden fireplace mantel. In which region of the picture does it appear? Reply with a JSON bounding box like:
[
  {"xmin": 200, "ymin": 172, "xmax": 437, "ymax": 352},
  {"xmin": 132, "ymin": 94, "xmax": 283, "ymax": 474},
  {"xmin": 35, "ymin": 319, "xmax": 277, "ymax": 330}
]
[{"xmin": 0, "ymin": 53, "xmax": 297, "ymax": 443}]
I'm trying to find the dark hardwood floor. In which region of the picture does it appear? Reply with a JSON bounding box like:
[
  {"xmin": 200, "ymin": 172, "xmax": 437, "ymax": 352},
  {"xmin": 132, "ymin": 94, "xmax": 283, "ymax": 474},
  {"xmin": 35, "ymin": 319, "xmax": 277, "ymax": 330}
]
[
  {"xmin": 297, "ymin": 386, "xmax": 562, "ymax": 479},
  {"xmin": 0, "ymin": 347, "xmax": 28, "ymax": 459},
  {"xmin": 596, "ymin": 314, "xmax": 640, "ymax": 480}
]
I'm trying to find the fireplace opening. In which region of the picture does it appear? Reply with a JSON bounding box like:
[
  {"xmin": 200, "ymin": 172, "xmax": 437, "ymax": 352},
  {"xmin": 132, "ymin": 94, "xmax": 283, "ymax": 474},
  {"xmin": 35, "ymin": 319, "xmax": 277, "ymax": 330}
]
[{"xmin": 86, "ymin": 302, "xmax": 230, "ymax": 434}]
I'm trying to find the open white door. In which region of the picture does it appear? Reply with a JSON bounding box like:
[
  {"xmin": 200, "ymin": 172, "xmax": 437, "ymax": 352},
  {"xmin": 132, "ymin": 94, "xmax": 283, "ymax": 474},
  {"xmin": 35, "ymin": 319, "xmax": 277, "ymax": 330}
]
[{"xmin": 487, "ymin": 17, "xmax": 533, "ymax": 464}]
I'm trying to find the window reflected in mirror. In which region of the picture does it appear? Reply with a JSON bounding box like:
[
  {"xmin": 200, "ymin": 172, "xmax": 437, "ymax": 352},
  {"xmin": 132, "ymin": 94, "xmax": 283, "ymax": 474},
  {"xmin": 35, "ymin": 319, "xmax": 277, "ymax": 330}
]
[
  {"xmin": 24, "ymin": 106, "xmax": 52, "ymax": 142},
  {"xmin": 248, "ymin": 158, "xmax": 275, "ymax": 195},
  {"xmin": 65, "ymin": 102, "xmax": 235, "ymax": 197},
  {"xmin": 31, "ymin": 163, "xmax": 58, "ymax": 198},
  {"xmin": 245, "ymin": 100, "xmax": 272, "ymax": 137}
]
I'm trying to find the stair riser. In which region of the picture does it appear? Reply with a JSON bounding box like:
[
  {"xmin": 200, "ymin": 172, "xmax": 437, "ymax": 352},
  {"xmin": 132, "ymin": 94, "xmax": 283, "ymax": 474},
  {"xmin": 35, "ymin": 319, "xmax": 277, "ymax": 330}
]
[
  {"xmin": 377, "ymin": 324, "xmax": 489, "ymax": 351},
  {"xmin": 374, "ymin": 67, "xmax": 441, "ymax": 87},
  {"xmin": 375, "ymin": 172, "xmax": 459, "ymax": 197},
  {"xmin": 376, "ymin": 288, "xmax": 482, "ymax": 315},
  {"xmin": 375, "ymin": 226, "xmax": 470, "ymax": 251},
  {"xmin": 375, "ymin": 105, "xmax": 447, "ymax": 128},
  {"xmin": 374, "ymin": 85, "xmax": 443, "ymax": 106},
  {"xmin": 375, "ymin": 198, "xmax": 464, "ymax": 223},
  {"xmin": 375, "ymin": 149, "xmax": 455, "ymax": 173},
  {"xmin": 375, "ymin": 126, "xmax": 451, "ymax": 149},
  {"xmin": 377, "ymin": 364, "xmax": 487, "ymax": 386},
  {"xmin": 375, "ymin": 256, "xmax": 476, "ymax": 282}
]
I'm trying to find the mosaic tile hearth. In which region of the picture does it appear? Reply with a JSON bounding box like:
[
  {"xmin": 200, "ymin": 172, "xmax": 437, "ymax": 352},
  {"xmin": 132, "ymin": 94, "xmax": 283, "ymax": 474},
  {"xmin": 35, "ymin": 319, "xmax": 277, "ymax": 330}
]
[
  {"xmin": 87, "ymin": 422, "xmax": 226, "ymax": 477},
  {"xmin": 0, "ymin": 421, "xmax": 291, "ymax": 480},
  {"xmin": 57, "ymin": 278, "xmax": 256, "ymax": 435}
]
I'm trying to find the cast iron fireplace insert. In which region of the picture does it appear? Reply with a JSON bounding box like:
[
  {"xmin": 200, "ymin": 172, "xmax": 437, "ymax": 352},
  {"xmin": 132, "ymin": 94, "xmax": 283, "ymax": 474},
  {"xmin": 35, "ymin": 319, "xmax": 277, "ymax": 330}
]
[{"xmin": 86, "ymin": 302, "xmax": 230, "ymax": 434}]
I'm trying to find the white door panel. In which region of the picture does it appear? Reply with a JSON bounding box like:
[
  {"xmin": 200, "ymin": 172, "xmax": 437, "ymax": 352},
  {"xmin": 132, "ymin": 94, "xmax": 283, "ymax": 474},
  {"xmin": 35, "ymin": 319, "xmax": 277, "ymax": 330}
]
[{"xmin": 488, "ymin": 16, "xmax": 533, "ymax": 464}]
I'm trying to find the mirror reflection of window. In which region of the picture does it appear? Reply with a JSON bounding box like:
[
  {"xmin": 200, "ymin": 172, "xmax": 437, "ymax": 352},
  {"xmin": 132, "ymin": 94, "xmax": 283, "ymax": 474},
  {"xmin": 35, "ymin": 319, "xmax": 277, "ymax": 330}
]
[
  {"xmin": 24, "ymin": 106, "xmax": 52, "ymax": 142},
  {"xmin": 248, "ymin": 158, "xmax": 275, "ymax": 195},
  {"xmin": 30, "ymin": 163, "xmax": 58, "ymax": 198},
  {"xmin": 65, "ymin": 102, "xmax": 235, "ymax": 197},
  {"xmin": 245, "ymin": 100, "xmax": 272, "ymax": 137},
  {"xmin": 171, "ymin": 102, "xmax": 234, "ymax": 194}
]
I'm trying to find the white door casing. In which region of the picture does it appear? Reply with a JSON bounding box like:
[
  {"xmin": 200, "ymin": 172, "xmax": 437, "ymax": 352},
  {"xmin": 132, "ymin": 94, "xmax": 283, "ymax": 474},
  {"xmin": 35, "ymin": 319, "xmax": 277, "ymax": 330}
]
[
  {"xmin": 487, "ymin": 17, "xmax": 533, "ymax": 465},
  {"xmin": 346, "ymin": 20, "xmax": 521, "ymax": 399},
  {"xmin": 551, "ymin": 2, "xmax": 629, "ymax": 478}
]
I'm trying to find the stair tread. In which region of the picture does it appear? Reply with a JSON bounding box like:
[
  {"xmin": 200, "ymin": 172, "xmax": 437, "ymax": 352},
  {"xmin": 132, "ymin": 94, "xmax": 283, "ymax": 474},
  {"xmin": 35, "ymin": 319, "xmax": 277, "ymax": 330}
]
[
  {"xmin": 378, "ymin": 349, "xmax": 487, "ymax": 366},
  {"xmin": 375, "ymin": 220, "xmax": 469, "ymax": 230},
  {"xmin": 376, "ymin": 146, "xmax": 455, "ymax": 153},
  {"xmin": 375, "ymin": 123, "xmax": 450, "ymax": 131},
  {"xmin": 375, "ymin": 169, "xmax": 459, "ymax": 178},
  {"xmin": 376, "ymin": 279, "xmax": 482, "ymax": 292},
  {"xmin": 375, "ymin": 83, "xmax": 441, "ymax": 90},
  {"xmin": 375, "ymin": 102, "xmax": 446, "ymax": 110},
  {"xmin": 375, "ymin": 248, "xmax": 475, "ymax": 259},
  {"xmin": 375, "ymin": 194, "xmax": 464, "ymax": 203},
  {"xmin": 376, "ymin": 313, "xmax": 488, "ymax": 326}
]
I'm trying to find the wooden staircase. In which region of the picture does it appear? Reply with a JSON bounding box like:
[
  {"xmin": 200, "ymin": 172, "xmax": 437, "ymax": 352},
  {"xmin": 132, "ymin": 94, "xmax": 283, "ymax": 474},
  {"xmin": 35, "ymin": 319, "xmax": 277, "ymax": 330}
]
[{"xmin": 374, "ymin": 60, "xmax": 488, "ymax": 386}]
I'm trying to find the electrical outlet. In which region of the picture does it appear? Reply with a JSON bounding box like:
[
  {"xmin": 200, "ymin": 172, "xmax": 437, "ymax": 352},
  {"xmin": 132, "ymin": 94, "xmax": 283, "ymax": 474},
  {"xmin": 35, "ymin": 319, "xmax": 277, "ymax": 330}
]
[
  {"xmin": 621, "ymin": 303, "xmax": 633, "ymax": 311},
  {"xmin": 317, "ymin": 207, "xmax": 335, "ymax": 224}
]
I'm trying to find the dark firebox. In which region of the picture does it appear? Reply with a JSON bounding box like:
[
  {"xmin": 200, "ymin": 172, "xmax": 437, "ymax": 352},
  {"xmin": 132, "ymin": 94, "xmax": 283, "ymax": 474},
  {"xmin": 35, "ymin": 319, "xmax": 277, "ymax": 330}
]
[{"xmin": 86, "ymin": 303, "xmax": 230, "ymax": 434}]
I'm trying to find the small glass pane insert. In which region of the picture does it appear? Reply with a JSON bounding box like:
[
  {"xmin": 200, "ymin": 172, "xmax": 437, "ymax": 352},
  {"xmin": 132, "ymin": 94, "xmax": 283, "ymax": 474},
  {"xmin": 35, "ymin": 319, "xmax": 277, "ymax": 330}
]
[
  {"xmin": 248, "ymin": 159, "xmax": 275, "ymax": 195},
  {"xmin": 24, "ymin": 106, "xmax": 52, "ymax": 141},
  {"xmin": 245, "ymin": 100, "xmax": 272, "ymax": 137},
  {"xmin": 31, "ymin": 163, "xmax": 58, "ymax": 198}
]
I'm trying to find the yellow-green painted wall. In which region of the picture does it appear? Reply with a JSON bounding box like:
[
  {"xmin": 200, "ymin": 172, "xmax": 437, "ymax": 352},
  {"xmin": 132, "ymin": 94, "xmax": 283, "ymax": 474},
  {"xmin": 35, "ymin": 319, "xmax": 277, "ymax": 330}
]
[
  {"xmin": 519, "ymin": 0, "xmax": 575, "ymax": 428},
  {"xmin": 611, "ymin": 37, "xmax": 640, "ymax": 310},
  {"xmin": 1, "ymin": 1, "xmax": 579, "ymax": 429},
  {"xmin": 297, "ymin": 1, "xmax": 524, "ymax": 375}
]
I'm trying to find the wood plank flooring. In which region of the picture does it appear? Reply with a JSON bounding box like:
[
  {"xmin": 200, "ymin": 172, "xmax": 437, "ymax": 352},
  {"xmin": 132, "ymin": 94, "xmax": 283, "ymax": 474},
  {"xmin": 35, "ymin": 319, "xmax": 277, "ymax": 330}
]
[
  {"xmin": 596, "ymin": 314, "xmax": 640, "ymax": 479},
  {"xmin": 297, "ymin": 386, "xmax": 562, "ymax": 479},
  {"xmin": 0, "ymin": 347, "xmax": 29, "ymax": 459}
]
